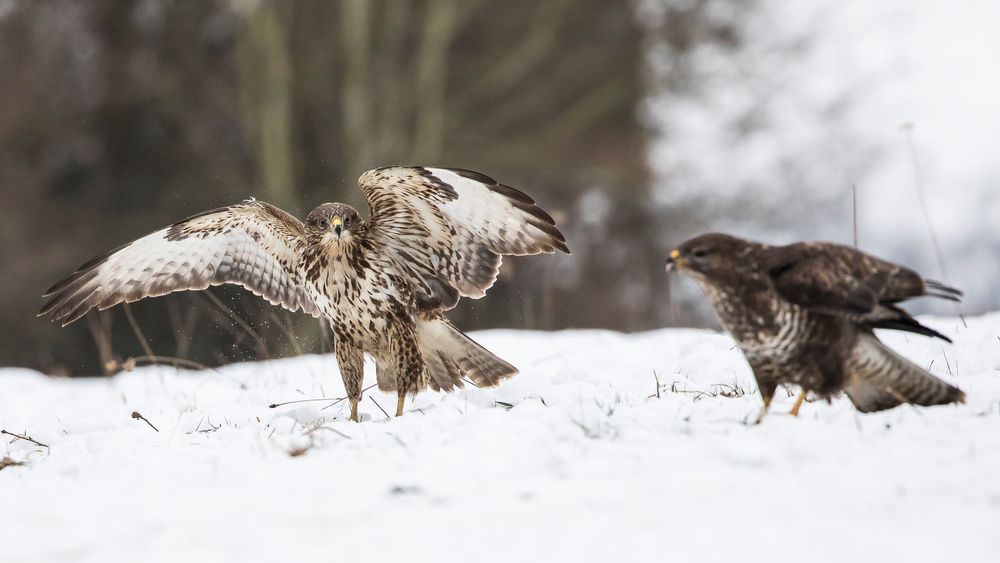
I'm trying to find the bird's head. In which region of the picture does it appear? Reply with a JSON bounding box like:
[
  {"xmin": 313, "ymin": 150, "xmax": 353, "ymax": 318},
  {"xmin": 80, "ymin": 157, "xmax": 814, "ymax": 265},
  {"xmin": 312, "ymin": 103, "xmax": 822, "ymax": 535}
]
[
  {"xmin": 306, "ymin": 203, "xmax": 362, "ymax": 247},
  {"xmin": 666, "ymin": 232, "xmax": 757, "ymax": 285}
]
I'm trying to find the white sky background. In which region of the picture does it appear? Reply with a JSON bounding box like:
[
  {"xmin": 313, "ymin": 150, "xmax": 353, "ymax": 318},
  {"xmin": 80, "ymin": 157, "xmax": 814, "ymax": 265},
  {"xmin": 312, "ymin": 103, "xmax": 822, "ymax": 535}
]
[{"xmin": 644, "ymin": 0, "xmax": 1000, "ymax": 314}]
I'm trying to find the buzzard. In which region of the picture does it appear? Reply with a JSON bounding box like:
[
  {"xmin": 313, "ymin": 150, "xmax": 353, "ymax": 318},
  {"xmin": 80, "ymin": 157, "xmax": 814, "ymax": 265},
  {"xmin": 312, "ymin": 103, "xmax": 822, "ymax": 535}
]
[
  {"xmin": 40, "ymin": 167, "xmax": 569, "ymax": 421},
  {"xmin": 666, "ymin": 233, "xmax": 965, "ymax": 421}
]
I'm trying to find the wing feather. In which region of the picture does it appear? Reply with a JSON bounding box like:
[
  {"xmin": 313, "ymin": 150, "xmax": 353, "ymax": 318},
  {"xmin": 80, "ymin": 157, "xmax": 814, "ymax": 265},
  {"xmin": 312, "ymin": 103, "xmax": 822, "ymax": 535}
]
[
  {"xmin": 765, "ymin": 242, "xmax": 957, "ymax": 341},
  {"xmin": 359, "ymin": 166, "xmax": 569, "ymax": 311},
  {"xmin": 39, "ymin": 201, "xmax": 321, "ymax": 325}
]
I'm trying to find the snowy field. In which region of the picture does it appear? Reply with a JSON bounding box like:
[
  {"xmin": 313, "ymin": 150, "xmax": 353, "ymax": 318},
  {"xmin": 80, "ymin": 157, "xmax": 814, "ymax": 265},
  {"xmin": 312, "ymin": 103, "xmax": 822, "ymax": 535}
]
[{"xmin": 2, "ymin": 315, "xmax": 999, "ymax": 563}]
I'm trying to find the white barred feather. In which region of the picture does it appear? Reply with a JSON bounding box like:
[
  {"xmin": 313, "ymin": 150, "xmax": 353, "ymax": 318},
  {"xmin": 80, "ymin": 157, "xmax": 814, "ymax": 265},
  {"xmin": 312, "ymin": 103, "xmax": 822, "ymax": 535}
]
[
  {"xmin": 359, "ymin": 166, "xmax": 569, "ymax": 310},
  {"xmin": 40, "ymin": 202, "xmax": 321, "ymax": 325}
]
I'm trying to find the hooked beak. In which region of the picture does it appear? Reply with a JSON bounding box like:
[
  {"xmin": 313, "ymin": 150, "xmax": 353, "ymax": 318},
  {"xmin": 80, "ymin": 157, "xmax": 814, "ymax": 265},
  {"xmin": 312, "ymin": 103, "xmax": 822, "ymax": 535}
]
[
  {"xmin": 331, "ymin": 215, "xmax": 343, "ymax": 237},
  {"xmin": 665, "ymin": 249, "xmax": 688, "ymax": 272}
]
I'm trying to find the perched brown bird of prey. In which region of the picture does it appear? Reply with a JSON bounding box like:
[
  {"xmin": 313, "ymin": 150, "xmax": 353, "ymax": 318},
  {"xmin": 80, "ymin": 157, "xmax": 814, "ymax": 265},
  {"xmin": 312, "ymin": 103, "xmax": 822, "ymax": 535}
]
[
  {"xmin": 666, "ymin": 233, "xmax": 965, "ymax": 421},
  {"xmin": 40, "ymin": 167, "xmax": 569, "ymax": 421}
]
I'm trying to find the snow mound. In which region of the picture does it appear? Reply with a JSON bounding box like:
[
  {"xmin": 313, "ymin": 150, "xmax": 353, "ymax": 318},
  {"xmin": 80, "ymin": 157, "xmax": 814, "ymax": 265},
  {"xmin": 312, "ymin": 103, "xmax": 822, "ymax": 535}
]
[{"xmin": 2, "ymin": 316, "xmax": 999, "ymax": 562}]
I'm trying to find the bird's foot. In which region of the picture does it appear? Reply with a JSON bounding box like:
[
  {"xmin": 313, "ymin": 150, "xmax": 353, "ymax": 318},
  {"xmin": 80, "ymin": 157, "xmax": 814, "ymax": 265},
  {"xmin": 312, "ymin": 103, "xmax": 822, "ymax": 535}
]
[
  {"xmin": 349, "ymin": 398, "xmax": 360, "ymax": 422},
  {"xmin": 753, "ymin": 395, "xmax": 772, "ymax": 425},
  {"xmin": 752, "ymin": 407, "xmax": 769, "ymax": 425},
  {"xmin": 396, "ymin": 394, "xmax": 406, "ymax": 417}
]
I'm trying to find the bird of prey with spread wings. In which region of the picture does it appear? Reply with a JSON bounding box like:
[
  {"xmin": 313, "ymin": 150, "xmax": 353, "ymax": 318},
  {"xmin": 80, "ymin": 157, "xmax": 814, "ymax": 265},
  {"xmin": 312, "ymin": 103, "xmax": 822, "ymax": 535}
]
[
  {"xmin": 40, "ymin": 167, "xmax": 569, "ymax": 421},
  {"xmin": 666, "ymin": 233, "xmax": 964, "ymax": 422}
]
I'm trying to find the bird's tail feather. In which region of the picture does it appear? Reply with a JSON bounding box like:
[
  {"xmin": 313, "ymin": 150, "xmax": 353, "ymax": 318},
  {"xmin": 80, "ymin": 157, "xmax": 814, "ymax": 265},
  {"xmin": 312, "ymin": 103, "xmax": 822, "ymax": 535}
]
[
  {"xmin": 924, "ymin": 279, "xmax": 963, "ymax": 301},
  {"xmin": 844, "ymin": 332, "xmax": 965, "ymax": 412},
  {"xmin": 415, "ymin": 317, "xmax": 518, "ymax": 392}
]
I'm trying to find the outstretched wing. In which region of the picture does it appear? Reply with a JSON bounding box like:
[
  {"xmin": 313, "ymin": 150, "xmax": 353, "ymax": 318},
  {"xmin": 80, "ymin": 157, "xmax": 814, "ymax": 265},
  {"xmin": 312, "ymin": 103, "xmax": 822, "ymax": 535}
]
[
  {"xmin": 359, "ymin": 166, "xmax": 569, "ymax": 312},
  {"xmin": 40, "ymin": 200, "xmax": 322, "ymax": 325},
  {"xmin": 764, "ymin": 242, "xmax": 960, "ymax": 341}
]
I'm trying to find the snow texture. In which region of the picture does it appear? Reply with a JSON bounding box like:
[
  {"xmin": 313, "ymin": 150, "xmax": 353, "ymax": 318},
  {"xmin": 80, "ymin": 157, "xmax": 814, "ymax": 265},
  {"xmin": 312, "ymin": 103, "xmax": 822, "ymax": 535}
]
[{"xmin": 2, "ymin": 315, "xmax": 998, "ymax": 562}]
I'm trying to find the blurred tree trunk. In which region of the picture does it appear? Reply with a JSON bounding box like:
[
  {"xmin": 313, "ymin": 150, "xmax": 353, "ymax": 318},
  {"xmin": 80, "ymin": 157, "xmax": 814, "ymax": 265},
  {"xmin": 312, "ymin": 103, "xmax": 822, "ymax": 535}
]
[
  {"xmin": 339, "ymin": 0, "xmax": 374, "ymax": 175},
  {"xmin": 236, "ymin": 0, "xmax": 297, "ymax": 212},
  {"xmin": 410, "ymin": 0, "xmax": 459, "ymax": 162}
]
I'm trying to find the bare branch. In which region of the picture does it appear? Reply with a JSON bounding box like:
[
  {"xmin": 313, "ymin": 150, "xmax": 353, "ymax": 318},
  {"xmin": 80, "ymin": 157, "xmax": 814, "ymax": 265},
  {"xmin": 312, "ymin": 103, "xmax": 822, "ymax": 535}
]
[{"xmin": 1, "ymin": 429, "xmax": 49, "ymax": 449}]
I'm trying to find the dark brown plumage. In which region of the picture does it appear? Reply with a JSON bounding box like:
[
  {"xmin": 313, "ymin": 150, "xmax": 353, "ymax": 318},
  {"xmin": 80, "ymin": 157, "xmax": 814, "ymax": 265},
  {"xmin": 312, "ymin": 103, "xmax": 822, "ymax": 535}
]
[
  {"xmin": 40, "ymin": 166, "xmax": 569, "ymax": 421},
  {"xmin": 667, "ymin": 233, "xmax": 965, "ymax": 419}
]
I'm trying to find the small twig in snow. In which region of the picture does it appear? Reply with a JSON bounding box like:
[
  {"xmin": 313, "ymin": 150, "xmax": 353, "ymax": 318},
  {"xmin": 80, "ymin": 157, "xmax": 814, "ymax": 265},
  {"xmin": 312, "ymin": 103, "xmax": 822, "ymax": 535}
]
[
  {"xmin": 131, "ymin": 411, "xmax": 160, "ymax": 432},
  {"xmin": 270, "ymin": 384, "xmax": 378, "ymax": 410},
  {"xmin": 941, "ymin": 350, "xmax": 953, "ymax": 376},
  {"xmin": 1, "ymin": 429, "xmax": 49, "ymax": 449},
  {"xmin": 271, "ymin": 397, "xmax": 344, "ymax": 409},
  {"xmin": 370, "ymin": 397, "xmax": 391, "ymax": 420}
]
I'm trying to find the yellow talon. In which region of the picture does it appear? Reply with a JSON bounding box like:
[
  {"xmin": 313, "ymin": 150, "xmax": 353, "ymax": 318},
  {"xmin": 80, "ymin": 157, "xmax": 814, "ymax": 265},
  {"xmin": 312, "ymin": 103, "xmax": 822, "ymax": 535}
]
[
  {"xmin": 789, "ymin": 389, "xmax": 807, "ymax": 417},
  {"xmin": 753, "ymin": 391, "xmax": 774, "ymax": 425},
  {"xmin": 396, "ymin": 394, "xmax": 405, "ymax": 417},
  {"xmin": 349, "ymin": 398, "xmax": 360, "ymax": 422}
]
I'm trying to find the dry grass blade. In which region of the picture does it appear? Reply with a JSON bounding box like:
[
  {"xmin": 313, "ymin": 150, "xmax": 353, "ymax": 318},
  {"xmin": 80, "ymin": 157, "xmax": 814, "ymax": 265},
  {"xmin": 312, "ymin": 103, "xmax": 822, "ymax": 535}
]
[
  {"xmin": 270, "ymin": 384, "xmax": 378, "ymax": 410},
  {"xmin": 123, "ymin": 302, "xmax": 156, "ymax": 361},
  {"xmin": 0, "ymin": 456, "xmax": 25, "ymax": 471},
  {"xmin": 369, "ymin": 397, "xmax": 391, "ymax": 420},
  {"xmin": 270, "ymin": 396, "xmax": 345, "ymax": 409},
  {"xmin": 852, "ymin": 183, "xmax": 859, "ymax": 248},
  {"xmin": 901, "ymin": 125, "xmax": 965, "ymax": 328}
]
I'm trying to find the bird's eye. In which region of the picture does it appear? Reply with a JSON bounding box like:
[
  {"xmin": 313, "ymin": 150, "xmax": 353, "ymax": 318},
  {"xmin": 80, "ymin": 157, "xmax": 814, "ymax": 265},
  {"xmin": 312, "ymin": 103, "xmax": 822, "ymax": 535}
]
[
  {"xmin": 344, "ymin": 217, "xmax": 351, "ymax": 227},
  {"xmin": 692, "ymin": 248, "xmax": 709, "ymax": 258},
  {"xmin": 317, "ymin": 218, "xmax": 328, "ymax": 229}
]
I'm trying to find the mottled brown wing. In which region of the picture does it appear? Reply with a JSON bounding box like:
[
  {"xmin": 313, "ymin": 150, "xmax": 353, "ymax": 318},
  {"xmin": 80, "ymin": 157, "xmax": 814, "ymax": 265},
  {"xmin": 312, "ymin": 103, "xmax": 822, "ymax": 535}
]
[
  {"xmin": 359, "ymin": 166, "xmax": 569, "ymax": 312},
  {"xmin": 765, "ymin": 242, "xmax": 958, "ymax": 341},
  {"xmin": 39, "ymin": 200, "xmax": 322, "ymax": 326}
]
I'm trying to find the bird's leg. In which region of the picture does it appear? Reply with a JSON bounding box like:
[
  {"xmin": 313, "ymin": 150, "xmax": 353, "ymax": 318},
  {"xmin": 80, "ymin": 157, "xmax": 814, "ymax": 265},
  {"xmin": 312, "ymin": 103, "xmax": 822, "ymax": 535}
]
[
  {"xmin": 350, "ymin": 397, "xmax": 360, "ymax": 422},
  {"xmin": 391, "ymin": 326, "xmax": 423, "ymax": 418},
  {"xmin": 334, "ymin": 334, "xmax": 365, "ymax": 423},
  {"xmin": 396, "ymin": 392, "xmax": 406, "ymax": 418},
  {"xmin": 789, "ymin": 389, "xmax": 807, "ymax": 416},
  {"xmin": 754, "ymin": 383, "xmax": 777, "ymax": 425}
]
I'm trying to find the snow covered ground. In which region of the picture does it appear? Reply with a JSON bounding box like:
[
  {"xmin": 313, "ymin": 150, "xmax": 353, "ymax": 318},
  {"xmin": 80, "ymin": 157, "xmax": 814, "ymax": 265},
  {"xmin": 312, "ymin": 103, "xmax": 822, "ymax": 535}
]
[{"xmin": 2, "ymin": 315, "xmax": 999, "ymax": 562}]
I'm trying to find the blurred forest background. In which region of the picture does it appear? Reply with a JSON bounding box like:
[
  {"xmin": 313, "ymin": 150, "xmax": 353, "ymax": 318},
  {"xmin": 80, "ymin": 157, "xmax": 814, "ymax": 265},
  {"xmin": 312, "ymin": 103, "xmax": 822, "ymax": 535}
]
[{"xmin": 2, "ymin": 0, "xmax": 997, "ymax": 375}]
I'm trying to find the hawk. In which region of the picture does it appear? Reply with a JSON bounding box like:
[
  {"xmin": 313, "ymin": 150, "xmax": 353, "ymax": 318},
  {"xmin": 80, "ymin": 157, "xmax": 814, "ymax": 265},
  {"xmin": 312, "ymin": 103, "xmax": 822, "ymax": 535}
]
[
  {"xmin": 40, "ymin": 166, "xmax": 569, "ymax": 421},
  {"xmin": 666, "ymin": 233, "xmax": 965, "ymax": 421}
]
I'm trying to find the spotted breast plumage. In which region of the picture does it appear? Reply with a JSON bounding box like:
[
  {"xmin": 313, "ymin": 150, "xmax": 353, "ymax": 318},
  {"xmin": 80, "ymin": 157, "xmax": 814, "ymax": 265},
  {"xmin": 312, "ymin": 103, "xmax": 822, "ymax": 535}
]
[
  {"xmin": 40, "ymin": 166, "xmax": 570, "ymax": 421},
  {"xmin": 666, "ymin": 233, "xmax": 965, "ymax": 422}
]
